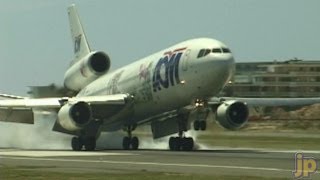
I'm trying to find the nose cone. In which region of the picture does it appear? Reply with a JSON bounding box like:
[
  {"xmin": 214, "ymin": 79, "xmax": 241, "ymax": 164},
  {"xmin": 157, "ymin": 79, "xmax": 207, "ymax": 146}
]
[
  {"xmin": 207, "ymin": 52, "xmax": 235, "ymax": 85},
  {"xmin": 217, "ymin": 53, "xmax": 235, "ymax": 76},
  {"xmin": 189, "ymin": 48, "xmax": 235, "ymax": 97},
  {"xmin": 178, "ymin": 38, "xmax": 236, "ymax": 98}
]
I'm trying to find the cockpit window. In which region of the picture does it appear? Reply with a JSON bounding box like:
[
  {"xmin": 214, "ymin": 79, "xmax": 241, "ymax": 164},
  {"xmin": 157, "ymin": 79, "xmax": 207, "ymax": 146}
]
[
  {"xmin": 197, "ymin": 47, "xmax": 231, "ymax": 58},
  {"xmin": 197, "ymin": 49, "xmax": 206, "ymax": 58},
  {"xmin": 212, "ymin": 48, "xmax": 222, "ymax": 53},
  {"xmin": 222, "ymin": 48, "xmax": 231, "ymax": 53},
  {"xmin": 198, "ymin": 49, "xmax": 212, "ymax": 58},
  {"xmin": 204, "ymin": 49, "xmax": 211, "ymax": 56}
]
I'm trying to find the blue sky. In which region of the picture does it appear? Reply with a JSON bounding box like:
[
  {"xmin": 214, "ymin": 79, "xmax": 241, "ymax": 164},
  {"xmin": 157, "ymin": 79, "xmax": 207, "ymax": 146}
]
[{"xmin": 0, "ymin": 0, "xmax": 319, "ymax": 94}]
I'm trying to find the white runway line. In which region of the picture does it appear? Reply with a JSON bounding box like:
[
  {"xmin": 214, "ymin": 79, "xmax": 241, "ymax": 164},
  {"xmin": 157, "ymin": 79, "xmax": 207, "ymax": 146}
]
[
  {"xmin": 1, "ymin": 156, "xmax": 294, "ymax": 173},
  {"xmin": 205, "ymin": 147, "xmax": 320, "ymax": 154},
  {"xmin": 1, "ymin": 148, "xmax": 320, "ymax": 157},
  {"xmin": 0, "ymin": 150, "xmax": 137, "ymax": 157}
]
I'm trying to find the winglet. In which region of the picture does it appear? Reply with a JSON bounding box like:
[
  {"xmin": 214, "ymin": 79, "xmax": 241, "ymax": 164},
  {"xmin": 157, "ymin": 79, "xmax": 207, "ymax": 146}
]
[{"xmin": 67, "ymin": 4, "xmax": 91, "ymax": 60}]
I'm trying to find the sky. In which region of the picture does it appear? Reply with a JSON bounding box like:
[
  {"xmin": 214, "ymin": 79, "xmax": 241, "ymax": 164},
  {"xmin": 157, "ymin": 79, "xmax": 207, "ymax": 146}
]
[{"xmin": 0, "ymin": 0, "xmax": 319, "ymax": 95}]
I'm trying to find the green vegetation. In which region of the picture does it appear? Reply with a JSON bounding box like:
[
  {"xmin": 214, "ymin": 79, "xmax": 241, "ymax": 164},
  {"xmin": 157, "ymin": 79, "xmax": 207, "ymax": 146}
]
[{"xmin": 0, "ymin": 166, "xmax": 289, "ymax": 180}]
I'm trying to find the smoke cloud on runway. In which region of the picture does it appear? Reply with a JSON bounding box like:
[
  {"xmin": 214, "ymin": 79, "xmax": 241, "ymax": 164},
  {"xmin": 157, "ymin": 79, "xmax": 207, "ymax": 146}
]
[
  {"xmin": 0, "ymin": 112, "xmax": 213, "ymax": 150},
  {"xmin": 0, "ymin": 112, "xmax": 71, "ymax": 149},
  {"xmin": 96, "ymin": 132, "xmax": 124, "ymax": 149}
]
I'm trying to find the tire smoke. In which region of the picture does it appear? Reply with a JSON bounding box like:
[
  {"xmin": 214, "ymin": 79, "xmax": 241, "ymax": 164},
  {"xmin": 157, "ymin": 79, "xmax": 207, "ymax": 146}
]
[
  {"xmin": 0, "ymin": 113, "xmax": 212, "ymax": 150},
  {"xmin": 0, "ymin": 112, "xmax": 71, "ymax": 149}
]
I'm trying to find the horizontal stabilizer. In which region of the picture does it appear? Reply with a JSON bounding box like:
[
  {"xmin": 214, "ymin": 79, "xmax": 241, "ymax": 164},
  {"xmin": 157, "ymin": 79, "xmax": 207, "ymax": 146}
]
[{"xmin": 28, "ymin": 84, "xmax": 76, "ymax": 98}]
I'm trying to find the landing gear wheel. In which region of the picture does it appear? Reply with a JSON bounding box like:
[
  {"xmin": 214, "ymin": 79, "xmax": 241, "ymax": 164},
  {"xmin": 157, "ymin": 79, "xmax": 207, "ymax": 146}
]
[
  {"xmin": 182, "ymin": 137, "xmax": 194, "ymax": 151},
  {"xmin": 174, "ymin": 137, "xmax": 182, "ymax": 151},
  {"xmin": 200, "ymin": 121, "xmax": 207, "ymax": 131},
  {"xmin": 169, "ymin": 137, "xmax": 181, "ymax": 151},
  {"xmin": 131, "ymin": 137, "xmax": 139, "ymax": 150},
  {"xmin": 194, "ymin": 121, "xmax": 200, "ymax": 131},
  {"xmin": 84, "ymin": 137, "xmax": 96, "ymax": 151},
  {"xmin": 122, "ymin": 137, "xmax": 131, "ymax": 150},
  {"xmin": 169, "ymin": 137, "xmax": 175, "ymax": 150},
  {"xmin": 169, "ymin": 137, "xmax": 194, "ymax": 151},
  {"xmin": 71, "ymin": 137, "xmax": 82, "ymax": 151},
  {"xmin": 123, "ymin": 124, "xmax": 140, "ymax": 150}
]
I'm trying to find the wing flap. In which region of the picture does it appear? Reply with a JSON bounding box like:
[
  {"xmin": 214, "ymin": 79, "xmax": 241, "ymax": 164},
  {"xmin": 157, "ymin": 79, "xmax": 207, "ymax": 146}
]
[
  {"xmin": 0, "ymin": 108, "xmax": 34, "ymax": 124},
  {"xmin": 69, "ymin": 94, "xmax": 130, "ymax": 105}
]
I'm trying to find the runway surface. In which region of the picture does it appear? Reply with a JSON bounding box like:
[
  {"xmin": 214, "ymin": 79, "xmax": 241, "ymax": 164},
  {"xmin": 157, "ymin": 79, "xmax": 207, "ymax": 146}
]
[{"xmin": 1, "ymin": 148, "xmax": 320, "ymax": 179}]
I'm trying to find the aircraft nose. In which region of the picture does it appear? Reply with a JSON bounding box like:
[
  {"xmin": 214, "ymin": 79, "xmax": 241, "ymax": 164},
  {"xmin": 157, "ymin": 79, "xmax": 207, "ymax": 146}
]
[
  {"xmin": 185, "ymin": 52, "xmax": 235, "ymax": 98},
  {"xmin": 223, "ymin": 54, "xmax": 235, "ymax": 70},
  {"xmin": 205, "ymin": 53, "xmax": 235, "ymax": 86},
  {"xmin": 208, "ymin": 52, "xmax": 235, "ymax": 70}
]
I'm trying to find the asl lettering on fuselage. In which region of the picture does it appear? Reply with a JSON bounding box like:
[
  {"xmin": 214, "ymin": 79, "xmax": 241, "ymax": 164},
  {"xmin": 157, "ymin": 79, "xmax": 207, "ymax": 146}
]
[{"xmin": 152, "ymin": 48, "xmax": 186, "ymax": 92}]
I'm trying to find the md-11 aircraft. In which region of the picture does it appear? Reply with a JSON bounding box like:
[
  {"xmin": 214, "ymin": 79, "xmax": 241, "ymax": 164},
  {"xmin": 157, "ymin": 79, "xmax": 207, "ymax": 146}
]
[{"xmin": 1, "ymin": 4, "xmax": 320, "ymax": 151}]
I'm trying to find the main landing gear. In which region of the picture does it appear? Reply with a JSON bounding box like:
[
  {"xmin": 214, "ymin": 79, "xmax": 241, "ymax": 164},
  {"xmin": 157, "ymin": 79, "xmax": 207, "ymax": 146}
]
[
  {"xmin": 169, "ymin": 115, "xmax": 194, "ymax": 151},
  {"xmin": 71, "ymin": 136, "xmax": 96, "ymax": 151},
  {"xmin": 193, "ymin": 120, "xmax": 207, "ymax": 131},
  {"xmin": 169, "ymin": 136, "xmax": 194, "ymax": 151},
  {"xmin": 122, "ymin": 124, "xmax": 139, "ymax": 150}
]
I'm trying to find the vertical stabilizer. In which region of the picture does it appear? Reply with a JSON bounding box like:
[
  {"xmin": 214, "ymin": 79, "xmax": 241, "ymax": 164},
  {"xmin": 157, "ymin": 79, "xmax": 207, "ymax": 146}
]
[{"xmin": 68, "ymin": 4, "xmax": 91, "ymax": 60}]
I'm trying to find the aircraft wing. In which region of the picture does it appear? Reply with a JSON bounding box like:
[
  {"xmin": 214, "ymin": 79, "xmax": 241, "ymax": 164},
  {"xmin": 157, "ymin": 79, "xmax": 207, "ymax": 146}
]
[
  {"xmin": 0, "ymin": 94, "xmax": 131, "ymax": 124},
  {"xmin": 209, "ymin": 97, "xmax": 320, "ymax": 107}
]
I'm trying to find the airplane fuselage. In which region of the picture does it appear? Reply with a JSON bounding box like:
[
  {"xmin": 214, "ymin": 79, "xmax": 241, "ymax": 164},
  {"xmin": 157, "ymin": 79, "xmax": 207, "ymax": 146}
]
[{"xmin": 77, "ymin": 38, "xmax": 234, "ymax": 129}]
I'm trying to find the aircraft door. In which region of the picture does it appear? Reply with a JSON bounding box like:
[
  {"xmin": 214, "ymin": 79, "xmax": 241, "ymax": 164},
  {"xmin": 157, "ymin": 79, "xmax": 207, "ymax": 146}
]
[{"xmin": 182, "ymin": 49, "xmax": 191, "ymax": 71}]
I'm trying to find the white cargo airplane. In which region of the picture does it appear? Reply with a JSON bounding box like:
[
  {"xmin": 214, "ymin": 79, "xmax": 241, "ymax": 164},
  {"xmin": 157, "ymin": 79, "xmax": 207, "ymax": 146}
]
[{"xmin": 1, "ymin": 5, "xmax": 319, "ymax": 151}]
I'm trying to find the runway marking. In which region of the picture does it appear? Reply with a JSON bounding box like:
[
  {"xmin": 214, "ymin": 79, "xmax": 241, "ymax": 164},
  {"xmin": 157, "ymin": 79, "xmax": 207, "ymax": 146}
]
[
  {"xmin": 205, "ymin": 147, "xmax": 320, "ymax": 154},
  {"xmin": 0, "ymin": 151, "xmax": 137, "ymax": 157},
  {"xmin": 1, "ymin": 156, "xmax": 296, "ymax": 173}
]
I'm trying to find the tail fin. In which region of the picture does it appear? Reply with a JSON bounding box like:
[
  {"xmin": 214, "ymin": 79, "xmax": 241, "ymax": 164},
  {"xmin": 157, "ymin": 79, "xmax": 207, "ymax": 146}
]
[{"xmin": 67, "ymin": 4, "xmax": 91, "ymax": 60}]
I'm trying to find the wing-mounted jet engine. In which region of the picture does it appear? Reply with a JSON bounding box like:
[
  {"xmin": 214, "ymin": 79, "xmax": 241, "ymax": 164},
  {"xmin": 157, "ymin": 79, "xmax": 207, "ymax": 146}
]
[
  {"xmin": 57, "ymin": 101, "xmax": 92, "ymax": 131},
  {"xmin": 215, "ymin": 100, "xmax": 249, "ymax": 130},
  {"xmin": 191, "ymin": 99, "xmax": 248, "ymax": 132},
  {"xmin": 64, "ymin": 51, "xmax": 111, "ymax": 91}
]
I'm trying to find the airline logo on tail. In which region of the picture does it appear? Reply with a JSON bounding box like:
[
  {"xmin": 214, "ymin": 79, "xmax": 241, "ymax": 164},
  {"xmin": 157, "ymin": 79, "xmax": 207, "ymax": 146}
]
[
  {"xmin": 152, "ymin": 48, "xmax": 186, "ymax": 92},
  {"xmin": 74, "ymin": 34, "xmax": 82, "ymax": 53}
]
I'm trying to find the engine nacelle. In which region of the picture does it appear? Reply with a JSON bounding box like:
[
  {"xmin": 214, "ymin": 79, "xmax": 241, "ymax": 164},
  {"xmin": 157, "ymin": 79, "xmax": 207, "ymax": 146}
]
[
  {"xmin": 64, "ymin": 51, "xmax": 111, "ymax": 91},
  {"xmin": 57, "ymin": 101, "xmax": 92, "ymax": 131},
  {"xmin": 216, "ymin": 100, "xmax": 249, "ymax": 130}
]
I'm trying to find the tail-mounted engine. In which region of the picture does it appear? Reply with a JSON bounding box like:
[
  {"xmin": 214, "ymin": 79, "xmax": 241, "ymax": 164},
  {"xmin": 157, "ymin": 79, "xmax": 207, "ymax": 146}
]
[
  {"xmin": 57, "ymin": 101, "xmax": 92, "ymax": 131},
  {"xmin": 64, "ymin": 51, "xmax": 111, "ymax": 91},
  {"xmin": 216, "ymin": 100, "xmax": 249, "ymax": 130}
]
